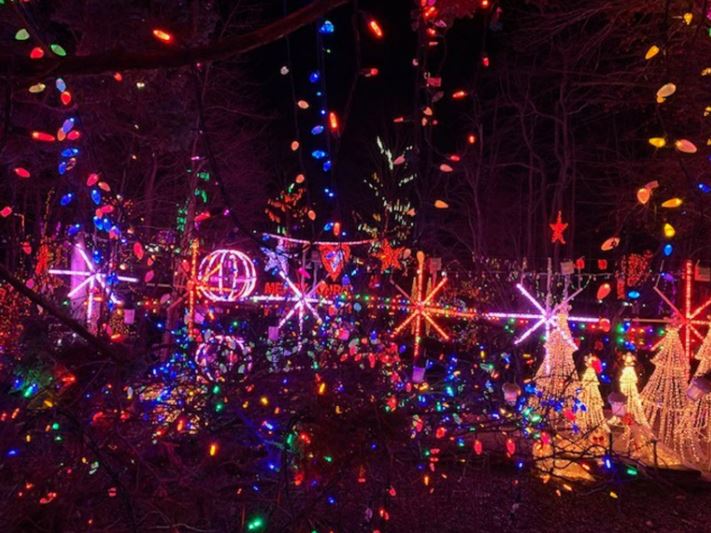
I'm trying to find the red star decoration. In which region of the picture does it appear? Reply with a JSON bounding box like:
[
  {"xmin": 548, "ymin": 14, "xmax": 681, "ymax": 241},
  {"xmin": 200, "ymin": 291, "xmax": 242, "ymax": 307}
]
[
  {"xmin": 377, "ymin": 240, "xmax": 403, "ymax": 271},
  {"xmin": 550, "ymin": 210, "xmax": 568, "ymax": 244}
]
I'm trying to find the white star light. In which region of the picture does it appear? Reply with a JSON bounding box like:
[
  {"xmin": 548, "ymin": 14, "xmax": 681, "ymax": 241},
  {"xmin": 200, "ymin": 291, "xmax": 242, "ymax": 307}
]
[
  {"xmin": 486, "ymin": 283, "xmax": 598, "ymax": 349},
  {"xmin": 49, "ymin": 245, "xmax": 138, "ymax": 322},
  {"xmin": 252, "ymin": 270, "xmax": 332, "ymax": 336}
]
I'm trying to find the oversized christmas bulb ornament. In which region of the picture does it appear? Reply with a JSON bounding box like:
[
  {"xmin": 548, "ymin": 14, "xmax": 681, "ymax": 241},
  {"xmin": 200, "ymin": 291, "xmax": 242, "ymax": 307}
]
[
  {"xmin": 656, "ymin": 83, "xmax": 676, "ymax": 102},
  {"xmin": 596, "ymin": 282, "xmax": 611, "ymax": 300},
  {"xmin": 367, "ymin": 19, "xmax": 383, "ymax": 39},
  {"xmin": 152, "ymin": 28, "xmax": 174, "ymax": 43},
  {"xmin": 661, "ymin": 198, "xmax": 682, "ymax": 208},
  {"xmin": 675, "ymin": 139, "xmax": 697, "ymax": 153},
  {"xmin": 645, "ymin": 45, "xmax": 660, "ymax": 60},
  {"xmin": 636, "ymin": 187, "xmax": 651, "ymax": 205}
]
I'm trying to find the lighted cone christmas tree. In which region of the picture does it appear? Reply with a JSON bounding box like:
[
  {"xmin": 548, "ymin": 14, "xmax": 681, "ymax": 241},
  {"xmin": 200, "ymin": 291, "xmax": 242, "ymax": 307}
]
[
  {"xmin": 640, "ymin": 327, "xmax": 689, "ymax": 454},
  {"xmin": 533, "ymin": 310, "xmax": 582, "ymax": 426},
  {"xmin": 618, "ymin": 352, "xmax": 650, "ymax": 428},
  {"xmin": 614, "ymin": 352, "xmax": 682, "ymax": 467},
  {"xmin": 530, "ymin": 312, "xmax": 592, "ymax": 479},
  {"xmin": 578, "ymin": 355, "xmax": 609, "ymax": 436},
  {"xmin": 680, "ymin": 324, "xmax": 711, "ymax": 468}
]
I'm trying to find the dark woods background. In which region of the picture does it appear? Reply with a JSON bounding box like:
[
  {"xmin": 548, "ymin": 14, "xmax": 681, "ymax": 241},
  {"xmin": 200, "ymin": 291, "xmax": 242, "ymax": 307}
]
[{"xmin": 1, "ymin": 0, "xmax": 709, "ymax": 271}]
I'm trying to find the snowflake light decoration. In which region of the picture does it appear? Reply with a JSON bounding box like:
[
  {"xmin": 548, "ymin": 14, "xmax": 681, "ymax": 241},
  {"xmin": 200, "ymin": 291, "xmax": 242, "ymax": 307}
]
[
  {"xmin": 391, "ymin": 252, "xmax": 476, "ymax": 363},
  {"xmin": 632, "ymin": 260, "xmax": 711, "ymax": 361},
  {"xmin": 49, "ymin": 244, "xmax": 138, "ymax": 324},
  {"xmin": 486, "ymin": 283, "xmax": 598, "ymax": 349},
  {"xmin": 252, "ymin": 270, "xmax": 332, "ymax": 338}
]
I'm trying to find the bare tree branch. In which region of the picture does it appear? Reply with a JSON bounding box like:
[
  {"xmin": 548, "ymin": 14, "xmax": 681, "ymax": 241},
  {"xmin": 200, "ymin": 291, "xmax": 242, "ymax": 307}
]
[
  {"xmin": 0, "ymin": 263, "xmax": 121, "ymax": 361},
  {"xmin": 0, "ymin": 0, "xmax": 349, "ymax": 78}
]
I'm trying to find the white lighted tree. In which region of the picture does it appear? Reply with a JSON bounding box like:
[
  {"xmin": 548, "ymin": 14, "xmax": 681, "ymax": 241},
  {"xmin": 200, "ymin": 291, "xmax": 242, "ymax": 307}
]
[
  {"xmin": 533, "ymin": 310, "xmax": 582, "ymax": 427},
  {"xmin": 618, "ymin": 352, "xmax": 650, "ymax": 428},
  {"xmin": 578, "ymin": 355, "xmax": 608, "ymax": 436},
  {"xmin": 679, "ymin": 324, "xmax": 711, "ymax": 469},
  {"xmin": 640, "ymin": 327, "xmax": 689, "ymax": 455}
]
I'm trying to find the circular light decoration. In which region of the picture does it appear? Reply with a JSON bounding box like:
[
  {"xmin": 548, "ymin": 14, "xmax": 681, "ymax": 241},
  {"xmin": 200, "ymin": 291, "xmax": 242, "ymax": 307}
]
[
  {"xmin": 197, "ymin": 249, "xmax": 257, "ymax": 302},
  {"xmin": 195, "ymin": 335, "xmax": 252, "ymax": 381}
]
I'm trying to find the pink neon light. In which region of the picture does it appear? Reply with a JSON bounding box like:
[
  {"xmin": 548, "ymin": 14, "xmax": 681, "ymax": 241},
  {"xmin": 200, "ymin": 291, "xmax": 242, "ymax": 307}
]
[
  {"xmin": 49, "ymin": 245, "xmax": 138, "ymax": 323},
  {"xmin": 485, "ymin": 283, "xmax": 598, "ymax": 348}
]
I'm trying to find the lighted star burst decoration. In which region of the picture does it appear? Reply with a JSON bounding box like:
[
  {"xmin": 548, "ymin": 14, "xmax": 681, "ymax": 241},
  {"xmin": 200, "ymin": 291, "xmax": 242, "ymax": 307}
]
[
  {"xmin": 49, "ymin": 244, "xmax": 138, "ymax": 324},
  {"xmin": 252, "ymin": 269, "xmax": 332, "ymax": 338},
  {"xmin": 632, "ymin": 260, "xmax": 711, "ymax": 361},
  {"xmin": 391, "ymin": 252, "xmax": 476, "ymax": 362},
  {"xmin": 486, "ymin": 283, "xmax": 598, "ymax": 348}
]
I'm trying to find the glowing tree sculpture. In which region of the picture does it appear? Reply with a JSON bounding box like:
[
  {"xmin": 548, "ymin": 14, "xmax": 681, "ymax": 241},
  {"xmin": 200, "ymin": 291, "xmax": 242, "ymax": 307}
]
[
  {"xmin": 533, "ymin": 310, "xmax": 582, "ymax": 425},
  {"xmin": 613, "ymin": 352, "xmax": 677, "ymax": 467},
  {"xmin": 618, "ymin": 352, "xmax": 650, "ymax": 428},
  {"xmin": 679, "ymin": 325, "xmax": 711, "ymax": 468},
  {"xmin": 579, "ymin": 355, "xmax": 609, "ymax": 436},
  {"xmin": 640, "ymin": 327, "xmax": 689, "ymax": 453},
  {"xmin": 530, "ymin": 311, "xmax": 593, "ymax": 481}
]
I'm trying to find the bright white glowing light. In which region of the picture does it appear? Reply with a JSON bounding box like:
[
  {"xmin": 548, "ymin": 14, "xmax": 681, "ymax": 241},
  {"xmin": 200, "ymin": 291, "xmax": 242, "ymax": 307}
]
[
  {"xmin": 49, "ymin": 245, "xmax": 137, "ymax": 323},
  {"xmin": 252, "ymin": 270, "xmax": 332, "ymax": 337},
  {"xmin": 486, "ymin": 283, "xmax": 598, "ymax": 349}
]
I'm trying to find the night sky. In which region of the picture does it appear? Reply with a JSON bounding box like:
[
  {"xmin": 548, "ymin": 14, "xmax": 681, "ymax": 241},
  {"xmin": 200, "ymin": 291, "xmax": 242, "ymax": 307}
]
[
  {"xmin": 250, "ymin": 0, "xmax": 490, "ymax": 236},
  {"xmin": 3, "ymin": 2, "xmax": 711, "ymax": 531}
]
